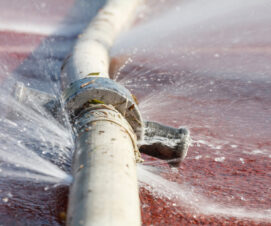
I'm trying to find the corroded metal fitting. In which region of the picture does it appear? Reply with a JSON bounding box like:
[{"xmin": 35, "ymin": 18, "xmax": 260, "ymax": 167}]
[{"xmin": 62, "ymin": 77, "xmax": 143, "ymax": 141}]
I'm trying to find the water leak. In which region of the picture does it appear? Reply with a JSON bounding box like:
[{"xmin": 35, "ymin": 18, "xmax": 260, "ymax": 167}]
[
  {"xmin": 0, "ymin": 85, "xmax": 73, "ymax": 224},
  {"xmin": 0, "ymin": 0, "xmax": 271, "ymax": 225},
  {"xmin": 0, "ymin": 0, "xmax": 106, "ymax": 224},
  {"xmin": 138, "ymin": 164, "xmax": 271, "ymax": 223},
  {"xmin": 0, "ymin": 91, "xmax": 72, "ymax": 183},
  {"xmin": 110, "ymin": 0, "xmax": 271, "ymax": 224}
]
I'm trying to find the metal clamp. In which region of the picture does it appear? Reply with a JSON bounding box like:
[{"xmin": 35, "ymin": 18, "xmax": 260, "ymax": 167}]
[{"xmin": 62, "ymin": 77, "xmax": 143, "ymax": 141}]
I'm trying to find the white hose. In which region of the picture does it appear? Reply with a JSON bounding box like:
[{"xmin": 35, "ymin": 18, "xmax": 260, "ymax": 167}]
[
  {"xmin": 67, "ymin": 105, "xmax": 141, "ymax": 226},
  {"xmin": 63, "ymin": 1, "xmax": 143, "ymax": 226},
  {"xmin": 61, "ymin": 0, "xmax": 142, "ymax": 87}
]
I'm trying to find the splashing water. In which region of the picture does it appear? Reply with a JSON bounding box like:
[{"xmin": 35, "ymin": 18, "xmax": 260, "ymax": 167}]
[
  {"xmin": 110, "ymin": 0, "xmax": 271, "ymax": 224},
  {"xmin": 0, "ymin": 0, "xmax": 106, "ymax": 186},
  {"xmin": 0, "ymin": 92, "xmax": 73, "ymax": 184},
  {"xmin": 0, "ymin": 0, "xmax": 271, "ymax": 225},
  {"xmin": 138, "ymin": 165, "xmax": 271, "ymax": 222},
  {"xmin": 0, "ymin": 0, "xmax": 106, "ymax": 224},
  {"xmin": 0, "ymin": 80, "xmax": 74, "ymax": 223}
]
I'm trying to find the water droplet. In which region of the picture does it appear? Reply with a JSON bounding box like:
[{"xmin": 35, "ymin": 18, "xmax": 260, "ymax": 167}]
[
  {"xmin": 44, "ymin": 186, "xmax": 49, "ymax": 191},
  {"xmin": 7, "ymin": 192, "xmax": 13, "ymax": 198},
  {"xmin": 2, "ymin": 197, "xmax": 8, "ymax": 203},
  {"xmin": 214, "ymin": 157, "xmax": 225, "ymax": 162}
]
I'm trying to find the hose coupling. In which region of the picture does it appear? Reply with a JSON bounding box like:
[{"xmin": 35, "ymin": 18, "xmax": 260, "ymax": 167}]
[{"xmin": 62, "ymin": 77, "xmax": 144, "ymax": 142}]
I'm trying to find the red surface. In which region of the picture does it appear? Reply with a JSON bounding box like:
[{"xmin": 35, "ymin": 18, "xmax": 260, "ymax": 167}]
[
  {"xmin": 113, "ymin": 55, "xmax": 271, "ymax": 224},
  {"xmin": 0, "ymin": 0, "xmax": 271, "ymax": 225},
  {"xmin": 111, "ymin": 1, "xmax": 271, "ymax": 224},
  {"xmin": 140, "ymin": 187, "xmax": 270, "ymax": 226}
]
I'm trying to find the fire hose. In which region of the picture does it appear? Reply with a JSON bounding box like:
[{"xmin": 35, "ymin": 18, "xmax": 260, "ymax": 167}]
[{"xmin": 13, "ymin": 0, "xmax": 191, "ymax": 225}]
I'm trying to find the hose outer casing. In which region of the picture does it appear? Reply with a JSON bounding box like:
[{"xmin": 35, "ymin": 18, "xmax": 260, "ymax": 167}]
[{"xmin": 67, "ymin": 104, "xmax": 141, "ymax": 226}]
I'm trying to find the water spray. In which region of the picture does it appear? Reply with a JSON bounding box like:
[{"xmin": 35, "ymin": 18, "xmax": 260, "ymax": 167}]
[{"xmin": 14, "ymin": 0, "xmax": 190, "ymax": 225}]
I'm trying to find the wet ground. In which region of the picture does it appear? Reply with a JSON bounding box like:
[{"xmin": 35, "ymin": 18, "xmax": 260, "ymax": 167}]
[{"xmin": 0, "ymin": 0, "xmax": 271, "ymax": 225}]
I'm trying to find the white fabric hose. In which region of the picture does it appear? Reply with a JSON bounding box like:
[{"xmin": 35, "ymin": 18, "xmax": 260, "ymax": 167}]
[
  {"xmin": 67, "ymin": 105, "xmax": 141, "ymax": 226},
  {"xmin": 63, "ymin": 0, "xmax": 143, "ymax": 226},
  {"xmin": 61, "ymin": 0, "xmax": 142, "ymax": 87}
]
